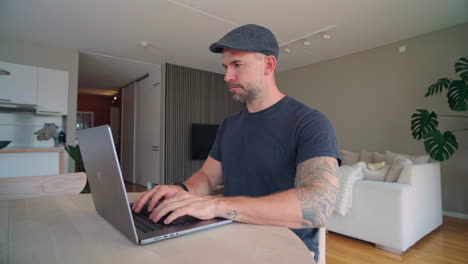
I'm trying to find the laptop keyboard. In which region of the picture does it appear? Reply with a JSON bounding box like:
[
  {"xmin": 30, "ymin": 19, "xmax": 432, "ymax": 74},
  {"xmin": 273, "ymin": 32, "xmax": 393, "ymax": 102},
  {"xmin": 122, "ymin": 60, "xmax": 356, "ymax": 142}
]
[{"xmin": 130, "ymin": 203, "xmax": 198, "ymax": 233}]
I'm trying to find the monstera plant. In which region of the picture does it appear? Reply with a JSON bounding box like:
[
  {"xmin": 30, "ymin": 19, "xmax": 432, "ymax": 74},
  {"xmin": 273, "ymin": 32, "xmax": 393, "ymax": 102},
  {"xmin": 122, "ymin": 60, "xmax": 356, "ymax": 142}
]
[{"xmin": 410, "ymin": 57, "xmax": 468, "ymax": 161}]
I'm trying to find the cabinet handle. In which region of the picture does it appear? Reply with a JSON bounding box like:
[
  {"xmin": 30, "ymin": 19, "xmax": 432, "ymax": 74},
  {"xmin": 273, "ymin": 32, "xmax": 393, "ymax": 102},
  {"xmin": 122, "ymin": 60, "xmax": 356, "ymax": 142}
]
[
  {"xmin": 0, "ymin": 69, "xmax": 11, "ymax": 75},
  {"xmin": 151, "ymin": 146, "xmax": 159, "ymax": 151},
  {"xmin": 0, "ymin": 98, "xmax": 13, "ymax": 102},
  {"xmin": 37, "ymin": 110, "xmax": 61, "ymax": 114}
]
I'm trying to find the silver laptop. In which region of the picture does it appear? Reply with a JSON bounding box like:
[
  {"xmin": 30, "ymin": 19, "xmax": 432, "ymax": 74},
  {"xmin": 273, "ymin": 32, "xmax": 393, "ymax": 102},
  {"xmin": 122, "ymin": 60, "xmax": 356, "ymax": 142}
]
[{"xmin": 77, "ymin": 125, "xmax": 232, "ymax": 245}]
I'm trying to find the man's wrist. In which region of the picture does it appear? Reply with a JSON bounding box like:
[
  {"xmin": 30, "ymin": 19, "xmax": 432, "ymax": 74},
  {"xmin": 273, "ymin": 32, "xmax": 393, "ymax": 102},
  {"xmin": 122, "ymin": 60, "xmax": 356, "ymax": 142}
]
[
  {"xmin": 214, "ymin": 197, "xmax": 225, "ymax": 219},
  {"xmin": 176, "ymin": 183, "xmax": 189, "ymax": 192},
  {"xmin": 215, "ymin": 197, "xmax": 237, "ymax": 220}
]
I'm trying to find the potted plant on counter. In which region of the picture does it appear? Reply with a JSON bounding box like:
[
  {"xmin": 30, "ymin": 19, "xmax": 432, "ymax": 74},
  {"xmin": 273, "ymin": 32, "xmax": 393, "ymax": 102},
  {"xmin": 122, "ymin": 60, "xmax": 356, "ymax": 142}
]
[{"xmin": 65, "ymin": 145, "xmax": 90, "ymax": 193}]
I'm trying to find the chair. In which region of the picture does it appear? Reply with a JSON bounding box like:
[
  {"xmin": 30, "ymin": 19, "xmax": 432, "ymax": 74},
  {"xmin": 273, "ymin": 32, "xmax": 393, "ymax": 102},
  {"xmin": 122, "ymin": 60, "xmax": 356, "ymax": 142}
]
[
  {"xmin": 318, "ymin": 227, "xmax": 326, "ymax": 264},
  {"xmin": 0, "ymin": 172, "xmax": 86, "ymax": 200},
  {"xmin": 311, "ymin": 228, "xmax": 326, "ymax": 264}
]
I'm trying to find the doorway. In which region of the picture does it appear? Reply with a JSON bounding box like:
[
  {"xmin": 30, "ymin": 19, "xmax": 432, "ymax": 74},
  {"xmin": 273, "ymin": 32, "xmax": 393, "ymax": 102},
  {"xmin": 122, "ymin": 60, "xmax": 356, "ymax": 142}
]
[{"xmin": 77, "ymin": 51, "xmax": 161, "ymax": 190}]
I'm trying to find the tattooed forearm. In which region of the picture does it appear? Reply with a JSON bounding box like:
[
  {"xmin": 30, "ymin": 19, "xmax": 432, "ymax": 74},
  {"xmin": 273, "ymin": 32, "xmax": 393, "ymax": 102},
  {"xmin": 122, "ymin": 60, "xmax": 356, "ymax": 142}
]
[
  {"xmin": 295, "ymin": 157, "xmax": 339, "ymax": 228},
  {"xmin": 226, "ymin": 210, "xmax": 238, "ymax": 220}
]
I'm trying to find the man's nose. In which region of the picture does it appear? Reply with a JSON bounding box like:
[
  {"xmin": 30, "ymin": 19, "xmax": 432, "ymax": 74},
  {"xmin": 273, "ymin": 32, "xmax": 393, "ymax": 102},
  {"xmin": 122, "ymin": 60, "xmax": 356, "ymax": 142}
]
[{"xmin": 224, "ymin": 68, "xmax": 235, "ymax": 83}]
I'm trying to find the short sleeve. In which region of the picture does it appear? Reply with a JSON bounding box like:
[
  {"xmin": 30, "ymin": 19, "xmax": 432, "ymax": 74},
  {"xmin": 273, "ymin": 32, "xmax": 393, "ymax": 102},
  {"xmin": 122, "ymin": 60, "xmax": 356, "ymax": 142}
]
[
  {"xmin": 209, "ymin": 120, "xmax": 224, "ymax": 162},
  {"xmin": 295, "ymin": 111, "xmax": 341, "ymax": 166}
]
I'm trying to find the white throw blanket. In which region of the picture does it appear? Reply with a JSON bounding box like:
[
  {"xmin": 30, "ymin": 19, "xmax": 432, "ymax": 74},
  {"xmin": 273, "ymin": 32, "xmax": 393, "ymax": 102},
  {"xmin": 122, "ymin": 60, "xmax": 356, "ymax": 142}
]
[{"xmin": 334, "ymin": 162, "xmax": 365, "ymax": 215}]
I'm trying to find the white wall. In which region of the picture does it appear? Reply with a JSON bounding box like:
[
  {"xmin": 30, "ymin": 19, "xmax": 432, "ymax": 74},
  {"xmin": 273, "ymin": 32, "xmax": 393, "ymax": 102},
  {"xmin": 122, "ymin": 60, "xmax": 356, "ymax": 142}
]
[
  {"xmin": 277, "ymin": 23, "xmax": 468, "ymax": 215},
  {"xmin": 0, "ymin": 112, "xmax": 64, "ymax": 148},
  {"xmin": 0, "ymin": 35, "xmax": 79, "ymax": 172}
]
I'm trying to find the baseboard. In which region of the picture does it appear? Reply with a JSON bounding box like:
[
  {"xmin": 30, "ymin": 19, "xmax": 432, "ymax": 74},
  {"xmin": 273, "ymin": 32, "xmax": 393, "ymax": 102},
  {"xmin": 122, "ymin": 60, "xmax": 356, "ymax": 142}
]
[{"xmin": 443, "ymin": 211, "xmax": 468, "ymax": 220}]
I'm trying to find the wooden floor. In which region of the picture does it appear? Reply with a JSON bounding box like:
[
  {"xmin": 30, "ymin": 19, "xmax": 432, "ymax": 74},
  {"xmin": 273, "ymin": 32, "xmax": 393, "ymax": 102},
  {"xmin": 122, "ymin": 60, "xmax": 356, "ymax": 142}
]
[
  {"xmin": 327, "ymin": 216, "xmax": 468, "ymax": 264},
  {"xmin": 124, "ymin": 183, "xmax": 468, "ymax": 263}
]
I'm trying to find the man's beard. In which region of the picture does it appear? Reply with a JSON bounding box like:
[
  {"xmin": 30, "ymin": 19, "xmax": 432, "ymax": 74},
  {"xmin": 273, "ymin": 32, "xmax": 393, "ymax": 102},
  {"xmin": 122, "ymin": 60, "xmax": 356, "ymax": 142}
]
[{"xmin": 229, "ymin": 81, "xmax": 264, "ymax": 103}]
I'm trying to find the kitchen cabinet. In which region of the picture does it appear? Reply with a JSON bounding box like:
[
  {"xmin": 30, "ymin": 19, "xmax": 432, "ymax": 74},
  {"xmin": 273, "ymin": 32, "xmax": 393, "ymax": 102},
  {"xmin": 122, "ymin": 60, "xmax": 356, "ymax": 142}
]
[
  {"xmin": 0, "ymin": 61, "xmax": 69, "ymax": 115},
  {"xmin": 37, "ymin": 67, "xmax": 69, "ymax": 115},
  {"xmin": 0, "ymin": 61, "xmax": 38, "ymax": 106},
  {"xmin": 0, "ymin": 148, "xmax": 64, "ymax": 178}
]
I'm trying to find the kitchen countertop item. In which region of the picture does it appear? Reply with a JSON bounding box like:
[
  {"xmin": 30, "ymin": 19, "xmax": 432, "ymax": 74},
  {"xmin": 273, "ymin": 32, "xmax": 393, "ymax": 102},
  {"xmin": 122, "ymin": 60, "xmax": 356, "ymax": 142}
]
[
  {"xmin": 0, "ymin": 141, "xmax": 12, "ymax": 149},
  {"xmin": 0, "ymin": 147, "xmax": 64, "ymax": 153}
]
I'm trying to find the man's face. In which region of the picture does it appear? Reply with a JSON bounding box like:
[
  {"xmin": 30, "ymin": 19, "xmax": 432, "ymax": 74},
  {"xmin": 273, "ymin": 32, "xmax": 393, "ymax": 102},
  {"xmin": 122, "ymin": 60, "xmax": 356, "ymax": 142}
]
[{"xmin": 222, "ymin": 49, "xmax": 267, "ymax": 103}]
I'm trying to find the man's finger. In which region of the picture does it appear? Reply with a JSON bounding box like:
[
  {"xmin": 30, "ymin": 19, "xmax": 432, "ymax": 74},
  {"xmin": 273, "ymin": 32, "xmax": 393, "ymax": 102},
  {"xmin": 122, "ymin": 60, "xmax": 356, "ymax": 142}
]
[
  {"xmin": 164, "ymin": 206, "xmax": 191, "ymax": 224},
  {"xmin": 132, "ymin": 191, "xmax": 146, "ymax": 211},
  {"xmin": 148, "ymin": 187, "xmax": 180, "ymax": 212},
  {"xmin": 133, "ymin": 188, "xmax": 157, "ymax": 213},
  {"xmin": 147, "ymin": 191, "xmax": 166, "ymax": 212},
  {"xmin": 151, "ymin": 198, "xmax": 192, "ymax": 223}
]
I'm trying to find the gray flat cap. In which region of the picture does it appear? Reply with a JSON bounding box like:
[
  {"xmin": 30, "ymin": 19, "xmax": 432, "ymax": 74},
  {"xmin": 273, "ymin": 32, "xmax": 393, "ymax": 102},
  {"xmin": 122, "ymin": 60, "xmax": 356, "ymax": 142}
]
[{"xmin": 209, "ymin": 24, "xmax": 279, "ymax": 58}]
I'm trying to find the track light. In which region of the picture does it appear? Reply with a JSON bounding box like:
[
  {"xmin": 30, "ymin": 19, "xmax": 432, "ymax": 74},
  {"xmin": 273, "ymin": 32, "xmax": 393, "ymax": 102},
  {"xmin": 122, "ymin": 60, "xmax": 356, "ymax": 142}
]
[
  {"xmin": 139, "ymin": 41, "xmax": 150, "ymax": 48},
  {"xmin": 278, "ymin": 25, "xmax": 336, "ymax": 54}
]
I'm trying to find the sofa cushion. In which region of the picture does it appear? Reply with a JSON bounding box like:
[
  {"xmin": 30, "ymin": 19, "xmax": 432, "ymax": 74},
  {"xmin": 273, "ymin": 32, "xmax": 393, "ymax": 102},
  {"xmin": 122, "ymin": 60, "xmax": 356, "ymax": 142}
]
[
  {"xmin": 374, "ymin": 152, "xmax": 386, "ymax": 163},
  {"xmin": 409, "ymin": 155, "xmax": 431, "ymax": 164},
  {"xmin": 367, "ymin": 161, "xmax": 386, "ymax": 170},
  {"xmin": 340, "ymin": 150, "xmax": 360, "ymax": 165},
  {"xmin": 363, "ymin": 164, "xmax": 389, "ymax": 182},
  {"xmin": 359, "ymin": 150, "xmax": 386, "ymax": 164},
  {"xmin": 385, "ymin": 150, "xmax": 430, "ymax": 164},
  {"xmin": 359, "ymin": 150, "xmax": 374, "ymax": 163},
  {"xmin": 385, "ymin": 155, "xmax": 413, "ymax": 182}
]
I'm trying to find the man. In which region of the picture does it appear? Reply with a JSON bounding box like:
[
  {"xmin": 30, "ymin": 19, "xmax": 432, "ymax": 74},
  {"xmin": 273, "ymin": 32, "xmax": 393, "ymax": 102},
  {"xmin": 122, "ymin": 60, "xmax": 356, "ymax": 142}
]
[{"xmin": 133, "ymin": 24, "xmax": 341, "ymax": 262}]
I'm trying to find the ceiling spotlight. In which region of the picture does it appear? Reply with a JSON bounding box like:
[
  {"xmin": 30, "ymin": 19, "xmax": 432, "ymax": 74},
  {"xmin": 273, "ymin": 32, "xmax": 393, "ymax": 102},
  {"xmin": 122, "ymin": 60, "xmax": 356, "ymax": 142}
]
[
  {"xmin": 303, "ymin": 39, "xmax": 311, "ymax": 46},
  {"xmin": 283, "ymin": 46, "xmax": 291, "ymax": 53},
  {"xmin": 139, "ymin": 41, "xmax": 150, "ymax": 48},
  {"xmin": 322, "ymin": 32, "xmax": 331, "ymax": 39}
]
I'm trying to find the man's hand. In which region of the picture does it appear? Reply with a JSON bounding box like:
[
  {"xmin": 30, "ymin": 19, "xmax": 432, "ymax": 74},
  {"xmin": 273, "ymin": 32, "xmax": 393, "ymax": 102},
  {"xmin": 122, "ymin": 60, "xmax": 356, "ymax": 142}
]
[
  {"xmin": 150, "ymin": 192, "xmax": 218, "ymax": 224},
  {"xmin": 132, "ymin": 184, "xmax": 186, "ymax": 214}
]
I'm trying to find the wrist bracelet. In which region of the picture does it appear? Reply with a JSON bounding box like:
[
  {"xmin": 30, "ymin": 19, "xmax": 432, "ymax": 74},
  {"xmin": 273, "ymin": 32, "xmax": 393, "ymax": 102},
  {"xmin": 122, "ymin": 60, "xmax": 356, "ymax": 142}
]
[{"xmin": 176, "ymin": 183, "xmax": 189, "ymax": 192}]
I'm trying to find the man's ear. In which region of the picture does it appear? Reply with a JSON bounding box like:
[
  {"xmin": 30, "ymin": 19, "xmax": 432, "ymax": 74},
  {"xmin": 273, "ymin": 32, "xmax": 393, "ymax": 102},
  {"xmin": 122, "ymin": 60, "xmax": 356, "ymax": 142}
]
[{"xmin": 264, "ymin": 56, "xmax": 277, "ymax": 76}]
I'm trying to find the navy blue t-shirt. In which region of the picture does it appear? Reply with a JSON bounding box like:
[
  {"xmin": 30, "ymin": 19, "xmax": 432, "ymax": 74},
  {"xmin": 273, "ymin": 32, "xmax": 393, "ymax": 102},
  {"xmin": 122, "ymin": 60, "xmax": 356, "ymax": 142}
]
[{"xmin": 209, "ymin": 96, "xmax": 341, "ymax": 261}]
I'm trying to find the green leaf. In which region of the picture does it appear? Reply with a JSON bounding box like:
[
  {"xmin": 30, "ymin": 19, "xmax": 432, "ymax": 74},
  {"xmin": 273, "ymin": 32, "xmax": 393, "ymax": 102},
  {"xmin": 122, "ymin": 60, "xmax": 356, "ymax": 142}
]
[
  {"xmin": 447, "ymin": 80, "xmax": 468, "ymax": 111},
  {"xmin": 423, "ymin": 130, "xmax": 458, "ymax": 161},
  {"xmin": 65, "ymin": 145, "xmax": 83, "ymax": 163},
  {"xmin": 454, "ymin": 57, "xmax": 468, "ymax": 81},
  {"xmin": 410, "ymin": 109, "xmax": 438, "ymax": 140},
  {"xmin": 425, "ymin": 78, "xmax": 451, "ymax": 97}
]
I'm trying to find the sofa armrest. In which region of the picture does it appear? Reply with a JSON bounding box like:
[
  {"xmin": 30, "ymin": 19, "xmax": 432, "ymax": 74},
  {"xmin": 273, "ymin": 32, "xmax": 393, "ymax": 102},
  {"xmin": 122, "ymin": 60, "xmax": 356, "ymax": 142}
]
[
  {"xmin": 397, "ymin": 162, "xmax": 442, "ymax": 248},
  {"xmin": 327, "ymin": 180, "xmax": 412, "ymax": 249},
  {"xmin": 327, "ymin": 162, "xmax": 443, "ymax": 252},
  {"xmin": 397, "ymin": 162, "xmax": 441, "ymax": 185}
]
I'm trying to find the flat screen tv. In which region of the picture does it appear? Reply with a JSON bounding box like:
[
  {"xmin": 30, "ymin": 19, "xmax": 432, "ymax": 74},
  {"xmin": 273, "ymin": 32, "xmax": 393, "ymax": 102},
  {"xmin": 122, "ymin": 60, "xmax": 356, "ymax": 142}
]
[{"xmin": 191, "ymin": 123, "xmax": 218, "ymax": 160}]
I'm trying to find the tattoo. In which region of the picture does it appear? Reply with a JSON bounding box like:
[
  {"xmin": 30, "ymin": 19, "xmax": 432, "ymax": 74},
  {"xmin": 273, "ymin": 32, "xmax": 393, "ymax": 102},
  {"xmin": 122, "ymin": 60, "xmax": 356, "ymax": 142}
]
[
  {"xmin": 295, "ymin": 157, "xmax": 339, "ymax": 228},
  {"xmin": 226, "ymin": 210, "xmax": 238, "ymax": 220}
]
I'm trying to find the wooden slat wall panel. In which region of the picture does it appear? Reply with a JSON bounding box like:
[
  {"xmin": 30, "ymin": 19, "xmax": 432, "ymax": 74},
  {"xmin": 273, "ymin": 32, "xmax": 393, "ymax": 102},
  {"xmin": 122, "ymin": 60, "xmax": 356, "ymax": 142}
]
[{"xmin": 164, "ymin": 63, "xmax": 242, "ymax": 185}]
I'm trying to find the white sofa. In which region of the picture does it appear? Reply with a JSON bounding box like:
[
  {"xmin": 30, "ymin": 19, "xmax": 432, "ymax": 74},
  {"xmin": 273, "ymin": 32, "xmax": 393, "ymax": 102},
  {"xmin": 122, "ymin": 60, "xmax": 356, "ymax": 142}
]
[{"xmin": 327, "ymin": 154, "xmax": 443, "ymax": 254}]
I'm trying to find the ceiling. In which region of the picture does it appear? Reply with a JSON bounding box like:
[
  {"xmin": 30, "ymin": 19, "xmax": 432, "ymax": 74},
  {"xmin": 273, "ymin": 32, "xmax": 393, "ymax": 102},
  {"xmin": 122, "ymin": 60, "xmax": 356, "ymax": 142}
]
[
  {"xmin": 78, "ymin": 52, "xmax": 159, "ymax": 94},
  {"xmin": 1, "ymin": 0, "xmax": 467, "ymax": 92}
]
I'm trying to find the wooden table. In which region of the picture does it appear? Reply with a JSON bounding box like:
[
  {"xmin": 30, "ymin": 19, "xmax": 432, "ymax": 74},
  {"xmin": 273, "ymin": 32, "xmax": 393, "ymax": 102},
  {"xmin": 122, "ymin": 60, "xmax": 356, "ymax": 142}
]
[{"xmin": 1, "ymin": 193, "xmax": 314, "ymax": 264}]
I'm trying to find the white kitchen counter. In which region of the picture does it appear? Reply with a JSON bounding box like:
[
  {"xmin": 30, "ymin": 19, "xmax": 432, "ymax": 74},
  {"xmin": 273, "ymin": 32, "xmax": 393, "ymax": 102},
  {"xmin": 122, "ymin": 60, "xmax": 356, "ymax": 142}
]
[{"xmin": 0, "ymin": 147, "xmax": 65, "ymax": 177}]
